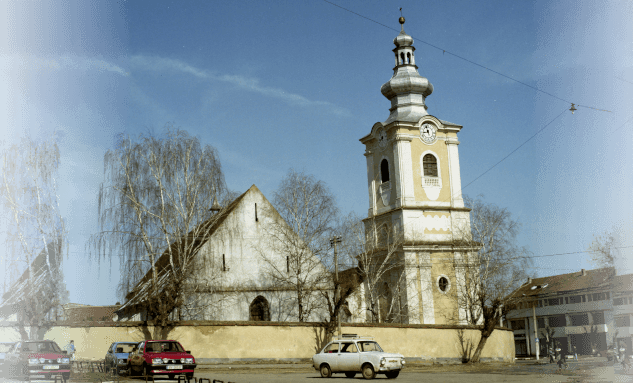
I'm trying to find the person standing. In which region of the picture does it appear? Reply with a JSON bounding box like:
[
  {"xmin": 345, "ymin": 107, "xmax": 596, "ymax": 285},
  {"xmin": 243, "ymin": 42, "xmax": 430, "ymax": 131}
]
[
  {"xmin": 573, "ymin": 345, "xmax": 578, "ymax": 361},
  {"xmin": 65, "ymin": 340, "xmax": 75, "ymax": 362}
]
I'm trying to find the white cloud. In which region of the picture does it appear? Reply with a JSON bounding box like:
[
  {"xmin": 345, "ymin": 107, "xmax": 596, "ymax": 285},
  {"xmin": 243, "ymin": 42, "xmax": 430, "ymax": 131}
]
[
  {"xmin": 130, "ymin": 55, "xmax": 351, "ymax": 117},
  {"xmin": 0, "ymin": 54, "xmax": 129, "ymax": 77}
]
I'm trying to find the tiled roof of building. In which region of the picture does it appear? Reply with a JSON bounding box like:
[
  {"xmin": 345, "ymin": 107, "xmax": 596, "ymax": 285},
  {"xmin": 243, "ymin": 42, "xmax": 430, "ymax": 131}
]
[
  {"xmin": 62, "ymin": 303, "xmax": 121, "ymax": 322},
  {"xmin": 512, "ymin": 267, "xmax": 615, "ymax": 298},
  {"xmin": 614, "ymin": 273, "xmax": 633, "ymax": 293}
]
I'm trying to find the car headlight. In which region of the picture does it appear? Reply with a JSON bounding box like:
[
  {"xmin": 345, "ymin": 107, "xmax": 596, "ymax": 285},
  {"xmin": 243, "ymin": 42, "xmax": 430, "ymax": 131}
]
[
  {"xmin": 29, "ymin": 358, "xmax": 40, "ymax": 365},
  {"xmin": 185, "ymin": 358, "xmax": 194, "ymax": 364},
  {"xmin": 380, "ymin": 358, "xmax": 386, "ymax": 366},
  {"xmin": 39, "ymin": 358, "xmax": 46, "ymax": 364},
  {"xmin": 152, "ymin": 358, "xmax": 163, "ymax": 365},
  {"xmin": 401, "ymin": 358, "xmax": 405, "ymax": 365},
  {"xmin": 57, "ymin": 358, "xmax": 70, "ymax": 364},
  {"xmin": 118, "ymin": 359, "xmax": 127, "ymax": 364}
]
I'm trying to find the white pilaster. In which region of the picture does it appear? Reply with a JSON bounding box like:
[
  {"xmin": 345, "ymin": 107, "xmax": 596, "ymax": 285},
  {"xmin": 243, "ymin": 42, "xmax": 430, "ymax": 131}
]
[
  {"xmin": 419, "ymin": 252, "xmax": 435, "ymax": 324},
  {"xmin": 365, "ymin": 152, "xmax": 376, "ymax": 216},
  {"xmin": 446, "ymin": 138, "xmax": 464, "ymax": 208},
  {"xmin": 393, "ymin": 134, "xmax": 415, "ymax": 207}
]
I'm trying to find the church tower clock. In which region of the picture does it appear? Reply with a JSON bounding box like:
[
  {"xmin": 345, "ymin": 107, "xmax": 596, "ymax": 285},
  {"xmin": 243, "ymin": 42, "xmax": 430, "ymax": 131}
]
[{"xmin": 359, "ymin": 17, "xmax": 473, "ymax": 325}]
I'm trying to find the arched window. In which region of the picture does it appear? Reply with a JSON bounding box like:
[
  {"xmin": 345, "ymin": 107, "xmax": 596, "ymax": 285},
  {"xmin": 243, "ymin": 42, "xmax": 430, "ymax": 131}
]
[
  {"xmin": 406, "ymin": 52, "xmax": 411, "ymax": 64},
  {"xmin": 381, "ymin": 159, "xmax": 390, "ymax": 183},
  {"xmin": 423, "ymin": 154, "xmax": 438, "ymax": 177},
  {"xmin": 400, "ymin": 52, "xmax": 405, "ymax": 65},
  {"xmin": 249, "ymin": 296, "xmax": 270, "ymax": 321}
]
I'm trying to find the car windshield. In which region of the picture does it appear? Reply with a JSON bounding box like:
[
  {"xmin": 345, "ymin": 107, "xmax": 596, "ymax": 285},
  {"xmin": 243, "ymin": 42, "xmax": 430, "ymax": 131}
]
[
  {"xmin": 23, "ymin": 342, "xmax": 61, "ymax": 353},
  {"xmin": 0, "ymin": 343, "xmax": 14, "ymax": 352},
  {"xmin": 116, "ymin": 343, "xmax": 137, "ymax": 353},
  {"xmin": 358, "ymin": 341, "xmax": 382, "ymax": 352},
  {"xmin": 146, "ymin": 342, "xmax": 184, "ymax": 353}
]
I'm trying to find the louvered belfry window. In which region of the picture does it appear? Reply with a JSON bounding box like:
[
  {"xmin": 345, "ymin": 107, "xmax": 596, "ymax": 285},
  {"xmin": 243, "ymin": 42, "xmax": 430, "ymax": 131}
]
[{"xmin": 423, "ymin": 154, "xmax": 438, "ymax": 177}]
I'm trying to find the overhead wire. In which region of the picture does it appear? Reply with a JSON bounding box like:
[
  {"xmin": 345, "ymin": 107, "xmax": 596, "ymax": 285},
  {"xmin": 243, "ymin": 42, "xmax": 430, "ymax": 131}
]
[{"xmin": 320, "ymin": 0, "xmax": 612, "ymax": 113}]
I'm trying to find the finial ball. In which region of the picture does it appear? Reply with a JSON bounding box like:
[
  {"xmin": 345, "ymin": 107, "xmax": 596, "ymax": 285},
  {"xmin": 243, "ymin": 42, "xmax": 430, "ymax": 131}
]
[{"xmin": 399, "ymin": 16, "xmax": 405, "ymax": 25}]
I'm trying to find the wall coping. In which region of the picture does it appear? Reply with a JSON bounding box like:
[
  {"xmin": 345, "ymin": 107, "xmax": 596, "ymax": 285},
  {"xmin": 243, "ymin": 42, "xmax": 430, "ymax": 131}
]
[{"xmin": 0, "ymin": 320, "xmax": 512, "ymax": 332}]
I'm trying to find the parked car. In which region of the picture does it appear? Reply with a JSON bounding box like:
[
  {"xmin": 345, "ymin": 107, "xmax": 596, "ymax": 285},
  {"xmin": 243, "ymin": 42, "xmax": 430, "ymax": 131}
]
[
  {"xmin": 312, "ymin": 334, "xmax": 405, "ymax": 379},
  {"xmin": 105, "ymin": 341, "xmax": 138, "ymax": 375},
  {"xmin": 3, "ymin": 340, "xmax": 71, "ymax": 382},
  {"xmin": 0, "ymin": 342, "xmax": 16, "ymax": 373},
  {"xmin": 128, "ymin": 340, "xmax": 196, "ymax": 380}
]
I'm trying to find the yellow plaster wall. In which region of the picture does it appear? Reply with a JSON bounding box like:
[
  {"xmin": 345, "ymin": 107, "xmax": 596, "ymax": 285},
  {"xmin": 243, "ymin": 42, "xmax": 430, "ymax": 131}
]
[
  {"xmin": 430, "ymin": 253, "xmax": 459, "ymax": 324},
  {"xmin": 29, "ymin": 323, "xmax": 514, "ymax": 362},
  {"xmin": 410, "ymin": 137, "xmax": 452, "ymax": 203}
]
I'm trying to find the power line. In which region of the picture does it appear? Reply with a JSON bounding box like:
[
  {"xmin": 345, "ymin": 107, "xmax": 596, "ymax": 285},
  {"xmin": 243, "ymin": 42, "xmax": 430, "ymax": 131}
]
[
  {"xmin": 461, "ymin": 108, "xmax": 567, "ymax": 191},
  {"xmin": 320, "ymin": 0, "xmax": 612, "ymax": 113},
  {"xmin": 611, "ymin": 114, "xmax": 633, "ymax": 133}
]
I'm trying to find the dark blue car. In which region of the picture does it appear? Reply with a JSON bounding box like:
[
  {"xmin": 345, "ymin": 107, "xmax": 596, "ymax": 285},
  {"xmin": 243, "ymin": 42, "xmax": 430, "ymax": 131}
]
[{"xmin": 105, "ymin": 342, "xmax": 138, "ymax": 375}]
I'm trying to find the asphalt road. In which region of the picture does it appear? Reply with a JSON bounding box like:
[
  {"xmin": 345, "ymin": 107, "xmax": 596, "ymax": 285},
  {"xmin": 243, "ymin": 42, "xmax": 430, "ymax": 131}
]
[{"xmin": 2, "ymin": 359, "xmax": 631, "ymax": 383}]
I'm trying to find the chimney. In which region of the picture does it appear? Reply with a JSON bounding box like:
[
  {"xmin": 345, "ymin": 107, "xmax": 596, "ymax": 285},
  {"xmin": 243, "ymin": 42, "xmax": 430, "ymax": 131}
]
[
  {"xmin": 527, "ymin": 277, "xmax": 532, "ymax": 284},
  {"xmin": 581, "ymin": 269, "xmax": 586, "ymax": 276}
]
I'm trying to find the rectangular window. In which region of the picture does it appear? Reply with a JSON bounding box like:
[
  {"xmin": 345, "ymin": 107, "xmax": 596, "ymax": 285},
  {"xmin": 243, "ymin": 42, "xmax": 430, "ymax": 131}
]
[
  {"xmin": 606, "ymin": 292, "xmax": 610, "ymax": 299},
  {"xmin": 565, "ymin": 297, "xmax": 569, "ymax": 304},
  {"xmin": 570, "ymin": 313, "xmax": 589, "ymax": 326},
  {"xmin": 592, "ymin": 311, "xmax": 605, "ymax": 325},
  {"xmin": 614, "ymin": 297, "xmax": 626, "ymax": 306},
  {"xmin": 629, "ymin": 297, "xmax": 632, "ymax": 305},
  {"xmin": 511, "ymin": 320, "xmax": 526, "ymax": 330},
  {"xmin": 592, "ymin": 293, "xmax": 608, "ymax": 301},
  {"xmin": 537, "ymin": 318, "xmax": 545, "ymax": 328},
  {"xmin": 615, "ymin": 316, "xmax": 631, "ymax": 328},
  {"xmin": 582, "ymin": 295, "xmax": 586, "ymax": 302},
  {"xmin": 222, "ymin": 254, "xmax": 227, "ymax": 272},
  {"xmin": 548, "ymin": 298, "xmax": 563, "ymax": 306},
  {"xmin": 588, "ymin": 294, "xmax": 593, "ymax": 302},
  {"xmin": 548, "ymin": 314, "xmax": 566, "ymax": 328},
  {"xmin": 255, "ymin": 203, "xmax": 258, "ymax": 222},
  {"xmin": 569, "ymin": 295, "xmax": 583, "ymax": 304}
]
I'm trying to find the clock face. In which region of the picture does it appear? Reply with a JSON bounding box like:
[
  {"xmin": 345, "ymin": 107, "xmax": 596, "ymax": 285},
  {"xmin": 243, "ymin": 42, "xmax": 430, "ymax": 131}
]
[
  {"xmin": 420, "ymin": 123, "xmax": 437, "ymax": 144},
  {"xmin": 377, "ymin": 129, "xmax": 388, "ymax": 149}
]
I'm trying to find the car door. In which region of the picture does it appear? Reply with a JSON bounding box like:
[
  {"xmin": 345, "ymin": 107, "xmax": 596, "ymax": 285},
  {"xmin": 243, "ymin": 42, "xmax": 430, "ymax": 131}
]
[
  {"xmin": 129, "ymin": 342, "xmax": 145, "ymax": 372},
  {"xmin": 337, "ymin": 342, "xmax": 360, "ymax": 372},
  {"xmin": 105, "ymin": 344, "xmax": 114, "ymax": 366}
]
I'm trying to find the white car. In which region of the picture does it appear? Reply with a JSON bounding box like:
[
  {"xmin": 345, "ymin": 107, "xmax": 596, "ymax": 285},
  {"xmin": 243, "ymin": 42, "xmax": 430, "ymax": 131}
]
[{"xmin": 312, "ymin": 335, "xmax": 405, "ymax": 379}]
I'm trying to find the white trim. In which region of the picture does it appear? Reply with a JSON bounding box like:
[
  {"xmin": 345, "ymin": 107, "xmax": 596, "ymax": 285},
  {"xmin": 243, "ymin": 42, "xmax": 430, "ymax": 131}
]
[{"xmin": 437, "ymin": 274, "xmax": 451, "ymax": 294}]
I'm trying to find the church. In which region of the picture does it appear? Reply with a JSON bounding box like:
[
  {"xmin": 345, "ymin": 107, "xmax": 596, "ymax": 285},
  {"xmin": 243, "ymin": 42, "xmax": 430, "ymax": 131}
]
[{"xmin": 358, "ymin": 17, "xmax": 474, "ymax": 325}]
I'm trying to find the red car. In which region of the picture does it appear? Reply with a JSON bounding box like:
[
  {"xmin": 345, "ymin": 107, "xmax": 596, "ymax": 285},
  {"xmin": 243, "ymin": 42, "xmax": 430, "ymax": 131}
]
[
  {"xmin": 3, "ymin": 340, "xmax": 71, "ymax": 382},
  {"xmin": 128, "ymin": 340, "xmax": 196, "ymax": 379}
]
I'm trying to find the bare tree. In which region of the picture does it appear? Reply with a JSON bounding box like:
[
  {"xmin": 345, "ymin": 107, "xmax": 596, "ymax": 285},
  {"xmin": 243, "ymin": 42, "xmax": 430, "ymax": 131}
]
[
  {"xmin": 91, "ymin": 128, "xmax": 230, "ymax": 338},
  {"xmin": 587, "ymin": 231, "xmax": 617, "ymax": 267},
  {"xmin": 256, "ymin": 169, "xmax": 337, "ymax": 322},
  {"xmin": 336, "ymin": 212, "xmax": 408, "ymax": 324},
  {"xmin": 453, "ymin": 196, "xmax": 532, "ymax": 363},
  {"xmin": 0, "ymin": 135, "xmax": 68, "ymax": 340}
]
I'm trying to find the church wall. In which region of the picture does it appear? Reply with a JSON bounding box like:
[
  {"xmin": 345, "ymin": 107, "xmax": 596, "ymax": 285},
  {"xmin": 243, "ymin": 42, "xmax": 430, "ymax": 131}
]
[
  {"xmin": 32, "ymin": 322, "xmax": 514, "ymax": 363},
  {"xmin": 370, "ymin": 146, "xmax": 396, "ymax": 210}
]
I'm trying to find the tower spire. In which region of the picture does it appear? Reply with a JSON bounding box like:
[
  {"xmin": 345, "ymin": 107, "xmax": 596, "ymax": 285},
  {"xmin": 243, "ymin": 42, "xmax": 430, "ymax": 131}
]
[{"xmin": 379, "ymin": 17, "xmax": 433, "ymax": 124}]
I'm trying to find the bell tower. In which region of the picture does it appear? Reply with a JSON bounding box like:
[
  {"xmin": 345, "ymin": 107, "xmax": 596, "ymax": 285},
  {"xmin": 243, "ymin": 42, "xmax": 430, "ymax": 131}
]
[{"xmin": 359, "ymin": 17, "xmax": 472, "ymax": 325}]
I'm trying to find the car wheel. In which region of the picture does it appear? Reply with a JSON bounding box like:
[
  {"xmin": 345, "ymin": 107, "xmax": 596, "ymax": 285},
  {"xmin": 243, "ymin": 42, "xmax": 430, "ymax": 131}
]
[
  {"xmin": 361, "ymin": 363, "xmax": 375, "ymax": 380},
  {"xmin": 385, "ymin": 370, "xmax": 400, "ymax": 379},
  {"xmin": 63, "ymin": 372, "xmax": 71, "ymax": 382},
  {"xmin": 345, "ymin": 372, "xmax": 357, "ymax": 378},
  {"xmin": 186, "ymin": 372, "xmax": 194, "ymax": 380},
  {"xmin": 320, "ymin": 364, "xmax": 332, "ymax": 378}
]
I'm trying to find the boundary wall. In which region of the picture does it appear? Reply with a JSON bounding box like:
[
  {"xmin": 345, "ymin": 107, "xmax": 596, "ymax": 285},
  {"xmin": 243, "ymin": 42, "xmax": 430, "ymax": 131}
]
[{"xmin": 0, "ymin": 321, "xmax": 514, "ymax": 364}]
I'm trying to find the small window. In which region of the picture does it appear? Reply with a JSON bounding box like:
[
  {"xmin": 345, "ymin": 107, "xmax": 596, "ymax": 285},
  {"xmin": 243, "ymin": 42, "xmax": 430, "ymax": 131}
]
[
  {"xmin": 406, "ymin": 52, "xmax": 411, "ymax": 64},
  {"xmin": 249, "ymin": 296, "xmax": 270, "ymax": 321},
  {"xmin": 255, "ymin": 203, "xmax": 258, "ymax": 222},
  {"xmin": 324, "ymin": 343, "xmax": 339, "ymax": 353},
  {"xmin": 340, "ymin": 342, "xmax": 358, "ymax": 353},
  {"xmin": 400, "ymin": 52, "xmax": 405, "ymax": 65},
  {"xmin": 438, "ymin": 276, "xmax": 449, "ymax": 292},
  {"xmin": 381, "ymin": 159, "xmax": 390, "ymax": 183},
  {"xmin": 423, "ymin": 154, "xmax": 438, "ymax": 177}
]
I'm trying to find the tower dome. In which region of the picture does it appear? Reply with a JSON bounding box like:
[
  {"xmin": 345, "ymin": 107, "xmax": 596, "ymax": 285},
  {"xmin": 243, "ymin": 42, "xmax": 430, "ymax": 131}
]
[{"xmin": 380, "ymin": 18, "xmax": 433, "ymax": 124}]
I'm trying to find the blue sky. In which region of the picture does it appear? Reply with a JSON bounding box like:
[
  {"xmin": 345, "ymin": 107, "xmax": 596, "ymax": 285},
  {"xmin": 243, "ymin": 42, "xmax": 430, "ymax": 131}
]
[{"xmin": 1, "ymin": 0, "xmax": 632, "ymax": 305}]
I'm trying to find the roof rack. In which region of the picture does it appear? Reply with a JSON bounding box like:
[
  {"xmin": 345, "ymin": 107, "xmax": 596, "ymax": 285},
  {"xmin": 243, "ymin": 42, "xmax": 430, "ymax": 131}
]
[{"xmin": 332, "ymin": 334, "xmax": 375, "ymax": 340}]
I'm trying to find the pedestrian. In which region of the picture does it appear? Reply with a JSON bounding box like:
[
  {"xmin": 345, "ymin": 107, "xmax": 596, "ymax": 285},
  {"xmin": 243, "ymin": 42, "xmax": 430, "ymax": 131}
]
[
  {"xmin": 557, "ymin": 348, "xmax": 567, "ymax": 370},
  {"xmin": 548, "ymin": 346, "xmax": 555, "ymax": 364},
  {"xmin": 573, "ymin": 345, "xmax": 577, "ymax": 361},
  {"xmin": 66, "ymin": 340, "xmax": 76, "ymax": 362}
]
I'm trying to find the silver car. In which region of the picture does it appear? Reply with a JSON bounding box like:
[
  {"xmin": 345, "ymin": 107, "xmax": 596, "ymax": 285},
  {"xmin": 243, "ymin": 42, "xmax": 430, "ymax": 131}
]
[
  {"xmin": 104, "ymin": 342, "xmax": 138, "ymax": 375},
  {"xmin": 312, "ymin": 335, "xmax": 405, "ymax": 379}
]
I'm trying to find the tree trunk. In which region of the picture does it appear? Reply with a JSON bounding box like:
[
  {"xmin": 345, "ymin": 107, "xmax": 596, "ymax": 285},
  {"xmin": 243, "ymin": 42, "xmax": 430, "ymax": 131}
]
[{"xmin": 470, "ymin": 319, "xmax": 497, "ymax": 363}]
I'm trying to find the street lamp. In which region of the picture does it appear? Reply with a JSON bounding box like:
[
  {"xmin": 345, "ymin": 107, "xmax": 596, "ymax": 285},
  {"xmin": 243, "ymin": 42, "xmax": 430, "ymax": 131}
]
[{"xmin": 330, "ymin": 236, "xmax": 342, "ymax": 338}]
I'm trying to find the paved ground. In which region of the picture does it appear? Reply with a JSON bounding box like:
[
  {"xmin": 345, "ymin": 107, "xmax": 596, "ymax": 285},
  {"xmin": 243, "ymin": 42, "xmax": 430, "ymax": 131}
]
[{"xmin": 2, "ymin": 358, "xmax": 631, "ymax": 383}]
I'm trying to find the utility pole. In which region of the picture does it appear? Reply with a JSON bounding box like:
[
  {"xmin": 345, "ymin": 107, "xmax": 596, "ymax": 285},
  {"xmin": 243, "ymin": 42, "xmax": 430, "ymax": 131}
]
[
  {"xmin": 533, "ymin": 301, "xmax": 539, "ymax": 360},
  {"xmin": 330, "ymin": 236, "xmax": 342, "ymax": 338}
]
